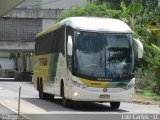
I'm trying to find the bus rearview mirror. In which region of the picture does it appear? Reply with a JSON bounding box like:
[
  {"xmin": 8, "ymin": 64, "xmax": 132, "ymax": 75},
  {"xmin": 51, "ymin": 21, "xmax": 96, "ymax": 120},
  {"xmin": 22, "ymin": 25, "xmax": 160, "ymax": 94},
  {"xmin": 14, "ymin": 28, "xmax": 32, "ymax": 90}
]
[
  {"xmin": 134, "ymin": 39, "xmax": 143, "ymax": 58},
  {"xmin": 67, "ymin": 36, "xmax": 73, "ymax": 56}
]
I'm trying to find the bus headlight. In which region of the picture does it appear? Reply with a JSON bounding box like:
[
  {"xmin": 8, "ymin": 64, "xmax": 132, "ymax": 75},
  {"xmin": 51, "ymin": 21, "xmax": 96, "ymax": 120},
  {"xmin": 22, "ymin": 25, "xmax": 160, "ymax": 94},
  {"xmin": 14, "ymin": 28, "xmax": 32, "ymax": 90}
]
[
  {"xmin": 72, "ymin": 80, "xmax": 87, "ymax": 88},
  {"xmin": 122, "ymin": 82, "xmax": 135, "ymax": 90}
]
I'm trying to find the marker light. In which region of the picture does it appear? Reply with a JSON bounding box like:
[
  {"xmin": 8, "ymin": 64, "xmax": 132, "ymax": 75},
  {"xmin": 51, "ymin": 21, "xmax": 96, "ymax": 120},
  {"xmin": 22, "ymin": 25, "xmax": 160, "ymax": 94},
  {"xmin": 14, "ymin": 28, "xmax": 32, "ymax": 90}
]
[
  {"xmin": 130, "ymin": 94, "xmax": 133, "ymax": 98},
  {"xmin": 74, "ymin": 92, "xmax": 78, "ymax": 96}
]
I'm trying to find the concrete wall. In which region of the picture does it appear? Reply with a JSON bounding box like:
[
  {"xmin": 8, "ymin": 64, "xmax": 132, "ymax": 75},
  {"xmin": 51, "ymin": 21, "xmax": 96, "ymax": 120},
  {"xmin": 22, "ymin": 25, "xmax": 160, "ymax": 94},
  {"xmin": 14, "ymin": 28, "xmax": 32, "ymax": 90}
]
[
  {"xmin": 42, "ymin": 0, "xmax": 87, "ymax": 9},
  {"xmin": 0, "ymin": 52, "xmax": 14, "ymax": 70},
  {"xmin": 4, "ymin": 9, "xmax": 64, "ymax": 19},
  {"xmin": 17, "ymin": 0, "xmax": 42, "ymax": 9},
  {"xmin": 0, "ymin": 51, "xmax": 10, "ymax": 57},
  {"xmin": 1, "ymin": 0, "xmax": 87, "ymax": 43},
  {"xmin": 16, "ymin": 0, "xmax": 87, "ymax": 9},
  {"xmin": 40, "ymin": 0, "xmax": 87, "ymax": 30},
  {"xmin": 0, "ymin": 18, "xmax": 42, "ymax": 42},
  {"xmin": 0, "ymin": 41, "xmax": 35, "ymax": 52},
  {"xmin": 0, "ymin": 58, "xmax": 14, "ymax": 70},
  {"xmin": 42, "ymin": 19, "xmax": 56, "ymax": 30},
  {"xmin": 0, "ymin": 0, "xmax": 87, "ymax": 72}
]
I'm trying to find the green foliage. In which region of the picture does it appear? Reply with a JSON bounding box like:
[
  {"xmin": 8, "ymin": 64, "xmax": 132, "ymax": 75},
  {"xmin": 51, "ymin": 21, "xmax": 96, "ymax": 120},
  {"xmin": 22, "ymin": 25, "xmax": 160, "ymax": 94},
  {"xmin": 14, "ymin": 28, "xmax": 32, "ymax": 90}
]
[
  {"xmin": 119, "ymin": 1, "xmax": 130, "ymax": 23},
  {"xmin": 118, "ymin": 1, "xmax": 143, "ymax": 30},
  {"xmin": 9, "ymin": 53, "xmax": 21, "ymax": 61},
  {"xmin": 132, "ymin": 1, "xmax": 160, "ymax": 95},
  {"xmin": 127, "ymin": 3, "xmax": 143, "ymax": 16},
  {"xmin": 143, "ymin": 90, "xmax": 157, "ymax": 97},
  {"xmin": 58, "ymin": 4, "xmax": 120, "ymax": 21},
  {"xmin": 134, "ymin": 0, "xmax": 158, "ymax": 12},
  {"xmin": 127, "ymin": 3, "xmax": 143, "ymax": 29}
]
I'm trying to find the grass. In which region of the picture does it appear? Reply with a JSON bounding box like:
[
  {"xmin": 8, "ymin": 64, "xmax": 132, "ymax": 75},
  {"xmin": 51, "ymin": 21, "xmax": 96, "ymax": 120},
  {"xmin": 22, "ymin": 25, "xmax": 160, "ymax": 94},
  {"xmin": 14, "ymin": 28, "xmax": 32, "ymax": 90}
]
[
  {"xmin": 142, "ymin": 89, "xmax": 157, "ymax": 96},
  {"xmin": 134, "ymin": 89, "xmax": 160, "ymax": 105}
]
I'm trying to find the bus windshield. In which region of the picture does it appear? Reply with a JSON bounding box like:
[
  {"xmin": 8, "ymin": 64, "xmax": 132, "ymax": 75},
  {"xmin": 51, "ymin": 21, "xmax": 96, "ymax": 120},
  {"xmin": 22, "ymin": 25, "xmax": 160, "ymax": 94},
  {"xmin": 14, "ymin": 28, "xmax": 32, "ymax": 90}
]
[{"xmin": 73, "ymin": 31, "xmax": 134, "ymax": 79}]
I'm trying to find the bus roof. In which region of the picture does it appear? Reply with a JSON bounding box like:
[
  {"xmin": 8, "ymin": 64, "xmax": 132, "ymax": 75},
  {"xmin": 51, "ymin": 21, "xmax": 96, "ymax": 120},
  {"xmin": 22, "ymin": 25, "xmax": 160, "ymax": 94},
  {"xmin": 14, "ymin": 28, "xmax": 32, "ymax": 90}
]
[{"xmin": 37, "ymin": 17, "xmax": 132, "ymax": 37}]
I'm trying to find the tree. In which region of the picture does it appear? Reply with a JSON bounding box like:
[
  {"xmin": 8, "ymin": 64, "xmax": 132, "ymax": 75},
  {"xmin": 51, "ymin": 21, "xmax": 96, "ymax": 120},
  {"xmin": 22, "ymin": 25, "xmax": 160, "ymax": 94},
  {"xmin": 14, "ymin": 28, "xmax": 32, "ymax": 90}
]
[
  {"xmin": 89, "ymin": 0, "xmax": 133, "ymax": 9},
  {"xmin": 134, "ymin": 0, "xmax": 158, "ymax": 11},
  {"xmin": 119, "ymin": 1, "xmax": 143, "ymax": 30},
  {"xmin": 9, "ymin": 53, "xmax": 20, "ymax": 71},
  {"xmin": 57, "ymin": 4, "xmax": 120, "ymax": 21}
]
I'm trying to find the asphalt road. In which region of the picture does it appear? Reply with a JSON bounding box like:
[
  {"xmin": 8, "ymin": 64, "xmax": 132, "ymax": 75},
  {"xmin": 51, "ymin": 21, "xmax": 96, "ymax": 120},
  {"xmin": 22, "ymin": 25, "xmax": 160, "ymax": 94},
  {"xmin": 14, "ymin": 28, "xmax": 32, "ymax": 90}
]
[{"xmin": 0, "ymin": 81, "xmax": 160, "ymax": 120}]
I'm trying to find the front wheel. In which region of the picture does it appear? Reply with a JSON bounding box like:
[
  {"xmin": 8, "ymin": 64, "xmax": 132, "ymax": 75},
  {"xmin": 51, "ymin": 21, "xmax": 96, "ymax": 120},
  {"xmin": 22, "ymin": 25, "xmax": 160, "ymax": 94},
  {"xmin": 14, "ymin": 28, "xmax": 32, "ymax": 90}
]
[
  {"xmin": 62, "ymin": 97, "xmax": 71, "ymax": 107},
  {"xmin": 61, "ymin": 82, "xmax": 70, "ymax": 107},
  {"xmin": 110, "ymin": 102, "xmax": 120, "ymax": 109}
]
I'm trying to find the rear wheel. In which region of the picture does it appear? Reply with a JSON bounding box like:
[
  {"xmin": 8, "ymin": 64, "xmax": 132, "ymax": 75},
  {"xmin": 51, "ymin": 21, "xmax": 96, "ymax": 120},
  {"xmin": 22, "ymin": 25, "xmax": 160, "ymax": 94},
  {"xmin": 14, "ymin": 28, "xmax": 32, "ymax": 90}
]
[
  {"xmin": 39, "ymin": 80, "xmax": 48, "ymax": 100},
  {"xmin": 37, "ymin": 79, "xmax": 39, "ymax": 91},
  {"xmin": 39, "ymin": 81, "xmax": 44, "ymax": 99},
  {"xmin": 110, "ymin": 102, "xmax": 120, "ymax": 109}
]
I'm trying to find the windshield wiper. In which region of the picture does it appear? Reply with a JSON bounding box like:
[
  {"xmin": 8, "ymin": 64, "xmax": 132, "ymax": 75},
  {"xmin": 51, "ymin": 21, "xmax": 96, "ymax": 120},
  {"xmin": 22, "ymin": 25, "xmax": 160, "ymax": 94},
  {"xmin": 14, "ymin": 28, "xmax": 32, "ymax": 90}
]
[{"xmin": 119, "ymin": 73, "xmax": 135, "ymax": 78}]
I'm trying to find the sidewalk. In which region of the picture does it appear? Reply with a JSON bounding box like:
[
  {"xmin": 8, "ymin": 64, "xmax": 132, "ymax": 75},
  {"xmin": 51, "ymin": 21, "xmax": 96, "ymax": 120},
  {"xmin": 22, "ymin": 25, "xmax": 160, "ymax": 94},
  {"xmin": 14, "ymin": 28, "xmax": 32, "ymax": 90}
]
[
  {"xmin": 0, "ymin": 103, "xmax": 15, "ymax": 114},
  {"xmin": 0, "ymin": 77, "xmax": 15, "ymax": 81}
]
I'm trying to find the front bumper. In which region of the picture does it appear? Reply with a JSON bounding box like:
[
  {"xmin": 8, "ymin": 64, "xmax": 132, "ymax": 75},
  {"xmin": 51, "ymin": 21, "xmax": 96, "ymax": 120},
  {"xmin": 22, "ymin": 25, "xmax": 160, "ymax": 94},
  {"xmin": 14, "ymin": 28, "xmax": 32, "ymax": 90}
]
[{"xmin": 71, "ymin": 85, "xmax": 134, "ymax": 102}]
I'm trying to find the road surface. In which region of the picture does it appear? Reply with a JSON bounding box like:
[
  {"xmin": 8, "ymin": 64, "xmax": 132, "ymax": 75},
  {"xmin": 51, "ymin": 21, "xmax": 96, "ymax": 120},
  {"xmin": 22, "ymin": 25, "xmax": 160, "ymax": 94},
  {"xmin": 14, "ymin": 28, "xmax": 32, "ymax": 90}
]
[{"xmin": 0, "ymin": 81, "xmax": 160, "ymax": 120}]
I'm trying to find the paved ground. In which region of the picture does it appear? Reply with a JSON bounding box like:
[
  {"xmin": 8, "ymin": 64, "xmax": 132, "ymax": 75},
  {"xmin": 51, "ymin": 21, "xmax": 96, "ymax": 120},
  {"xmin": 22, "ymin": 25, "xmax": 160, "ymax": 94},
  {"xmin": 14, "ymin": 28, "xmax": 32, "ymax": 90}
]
[
  {"xmin": 0, "ymin": 81, "xmax": 160, "ymax": 120},
  {"xmin": 0, "ymin": 103, "xmax": 15, "ymax": 114}
]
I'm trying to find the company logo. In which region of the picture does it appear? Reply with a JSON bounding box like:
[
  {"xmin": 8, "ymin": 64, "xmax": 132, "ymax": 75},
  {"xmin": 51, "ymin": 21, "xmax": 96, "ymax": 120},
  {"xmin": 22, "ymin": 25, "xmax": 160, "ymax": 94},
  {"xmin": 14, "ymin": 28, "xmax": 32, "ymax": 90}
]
[
  {"xmin": 97, "ymin": 78, "xmax": 112, "ymax": 81},
  {"xmin": 103, "ymin": 88, "xmax": 108, "ymax": 92}
]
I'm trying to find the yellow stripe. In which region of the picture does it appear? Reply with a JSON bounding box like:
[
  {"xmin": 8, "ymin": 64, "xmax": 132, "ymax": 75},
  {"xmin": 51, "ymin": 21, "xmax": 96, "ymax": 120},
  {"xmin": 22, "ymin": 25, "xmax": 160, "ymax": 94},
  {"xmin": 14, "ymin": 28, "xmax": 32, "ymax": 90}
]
[{"xmin": 79, "ymin": 78, "xmax": 119, "ymax": 88}]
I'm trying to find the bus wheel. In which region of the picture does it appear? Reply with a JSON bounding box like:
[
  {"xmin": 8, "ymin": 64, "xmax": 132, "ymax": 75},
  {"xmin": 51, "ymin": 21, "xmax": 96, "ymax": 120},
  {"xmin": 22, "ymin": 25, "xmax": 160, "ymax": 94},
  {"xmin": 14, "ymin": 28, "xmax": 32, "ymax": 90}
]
[
  {"xmin": 37, "ymin": 79, "xmax": 39, "ymax": 91},
  {"xmin": 62, "ymin": 97, "xmax": 70, "ymax": 107},
  {"xmin": 61, "ymin": 82, "xmax": 70, "ymax": 107},
  {"xmin": 39, "ymin": 81, "xmax": 45, "ymax": 99},
  {"xmin": 110, "ymin": 102, "xmax": 120, "ymax": 109}
]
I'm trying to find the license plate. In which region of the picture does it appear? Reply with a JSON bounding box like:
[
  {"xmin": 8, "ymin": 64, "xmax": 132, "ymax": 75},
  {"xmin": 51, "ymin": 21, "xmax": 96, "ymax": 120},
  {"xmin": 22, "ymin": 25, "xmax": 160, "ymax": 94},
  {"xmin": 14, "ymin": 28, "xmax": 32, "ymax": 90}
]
[{"xmin": 99, "ymin": 94, "xmax": 110, "ymax": 99}]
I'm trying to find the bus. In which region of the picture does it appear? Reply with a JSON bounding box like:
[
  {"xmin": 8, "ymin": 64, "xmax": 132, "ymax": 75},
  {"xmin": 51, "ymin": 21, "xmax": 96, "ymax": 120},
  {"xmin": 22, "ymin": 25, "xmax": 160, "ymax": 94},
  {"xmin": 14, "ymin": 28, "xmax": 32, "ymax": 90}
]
[{"xmin": 33, "ymin": 17, "xmax": 143, "ymax": 109}]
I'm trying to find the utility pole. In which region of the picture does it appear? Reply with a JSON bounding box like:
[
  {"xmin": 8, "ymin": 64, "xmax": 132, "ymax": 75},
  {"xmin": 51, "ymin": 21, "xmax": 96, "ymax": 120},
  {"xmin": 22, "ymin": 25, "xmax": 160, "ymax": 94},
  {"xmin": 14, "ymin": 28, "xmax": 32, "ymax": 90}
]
[{"xmin": 18, "ymin": 86, "xmax": 21, "ymax": 115}]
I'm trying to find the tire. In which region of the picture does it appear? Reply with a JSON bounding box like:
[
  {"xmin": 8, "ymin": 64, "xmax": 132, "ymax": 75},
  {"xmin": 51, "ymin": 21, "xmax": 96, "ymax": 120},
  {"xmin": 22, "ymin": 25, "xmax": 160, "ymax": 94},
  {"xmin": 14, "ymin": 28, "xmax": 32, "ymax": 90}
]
[
  {"xmin": 37, "ymin": 79, "xmax": 39, "ymax": 91},
  {"xmin": 61, "ymin": 82, "xmax": 70, "ymax": 107},
  {"xmin": 110, "ymin": 102, "xmax": 120, "ymax": 109},
  {"xmin": 39, "ymin": 81, "xmax": 47, "ymax": 100},
  {"xmin": 39, "ymin": 82, "xmax": 43, "ymax": 99},
  {"xmin": 48, "ymin": 94, "xmax": 55, "ymax": 101},
  {"xmin": 62, "ymin": 97, "xmax": 70, "ymax": 107}
]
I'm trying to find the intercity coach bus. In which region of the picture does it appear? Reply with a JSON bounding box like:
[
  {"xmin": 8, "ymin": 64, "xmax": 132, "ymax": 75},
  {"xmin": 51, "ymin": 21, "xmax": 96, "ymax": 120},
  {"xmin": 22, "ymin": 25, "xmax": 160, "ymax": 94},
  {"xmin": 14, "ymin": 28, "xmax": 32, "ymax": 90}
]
[{"xmin": 33, "ymin": 17, "xmax": 143, "ymax": 109}]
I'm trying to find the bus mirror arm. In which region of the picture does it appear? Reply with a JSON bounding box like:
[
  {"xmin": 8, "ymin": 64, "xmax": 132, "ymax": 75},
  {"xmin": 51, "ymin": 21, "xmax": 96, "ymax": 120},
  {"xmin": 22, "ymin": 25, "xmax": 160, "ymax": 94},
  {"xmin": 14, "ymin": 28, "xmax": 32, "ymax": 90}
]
[
  {"xmin": 134, "ymin": 39, "xmax": 143, "ymax": 58},
  {"xmin": 67, "ymin": 36, "xmax": 73, "ymax": 56}
]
